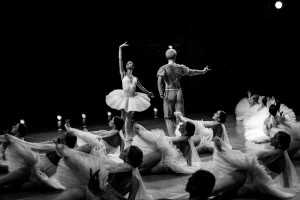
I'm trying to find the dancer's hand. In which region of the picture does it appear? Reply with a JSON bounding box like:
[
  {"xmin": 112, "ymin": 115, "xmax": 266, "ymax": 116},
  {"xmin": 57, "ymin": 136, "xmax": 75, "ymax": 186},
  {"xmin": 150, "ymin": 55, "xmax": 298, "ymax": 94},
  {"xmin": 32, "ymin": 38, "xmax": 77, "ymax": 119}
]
[
  {"xmin": 203, "ymin": 65, "xmax": 211, "ymax": 73},
  {"xmin": 133, "ymin": 124, "xmax": 140, "ymax": 136},
  {"xmin": 147, "ymin": 91, "xmax": 155, "ymax": 98},
  {"xmin": 160, "ymin": 94, "xmax": 169, "ymax": 102},
  {"xmin": 120, "ymin": 42, "xmax": 128, "ymax": 48},
  {"xmin": 174, "ymin": 111, "xmax": 183, "ymax": 117}
]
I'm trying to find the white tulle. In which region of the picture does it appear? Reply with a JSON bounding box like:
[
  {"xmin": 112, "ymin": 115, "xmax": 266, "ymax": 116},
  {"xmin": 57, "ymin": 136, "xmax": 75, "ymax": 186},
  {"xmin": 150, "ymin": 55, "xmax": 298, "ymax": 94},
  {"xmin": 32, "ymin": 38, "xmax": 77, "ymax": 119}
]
[
  {"xmin": 52, "ymin": 144, "xmax": 108, "ymax": 190},
  {"xmin": 243, "ymin": 107, "xmax": 270, "ymax": 142},
  {"xmin": 66, "ymin": 127, "xmax": 153, "ymax": 200},
  {"xmin": 5, "ymin": 135, "xmax": 65, "ymax": 190},
  {"xmin": 106, "ymin": 76, "xmax": 151, "ymax": 112},
  {"xmin": 212, "ymin": 139, "xmax": 299, "ymax": 199},
  {"xmin": 133, "ymin": 125, "xmax": 202, "ymax": 174},
  {"xmin": 235, "ymin": 98, "xmax": 260, "ymax": 121},
  {"xmin": 0, "ymin": 144, "xmax": 7, "ymax": 169},
  {"xmin": 176, "ymin": 120, "xmax": 232, "ymax": 152}
]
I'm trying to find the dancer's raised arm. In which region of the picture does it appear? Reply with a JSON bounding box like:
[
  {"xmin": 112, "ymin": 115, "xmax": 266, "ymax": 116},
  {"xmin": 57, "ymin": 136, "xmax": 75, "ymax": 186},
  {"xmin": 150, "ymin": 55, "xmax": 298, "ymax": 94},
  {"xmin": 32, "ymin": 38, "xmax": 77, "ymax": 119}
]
[{"xmin": 118, "ymin": 42, "xmax": 128, "ymax": 79}]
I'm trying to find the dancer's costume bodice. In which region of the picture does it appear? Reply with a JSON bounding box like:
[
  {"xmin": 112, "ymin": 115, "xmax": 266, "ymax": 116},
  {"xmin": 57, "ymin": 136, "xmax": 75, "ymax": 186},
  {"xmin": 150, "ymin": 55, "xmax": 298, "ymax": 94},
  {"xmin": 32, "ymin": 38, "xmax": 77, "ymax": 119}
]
[{"xmin": 122, "ymin": 76, "xmax": 137, "ymax": 97}]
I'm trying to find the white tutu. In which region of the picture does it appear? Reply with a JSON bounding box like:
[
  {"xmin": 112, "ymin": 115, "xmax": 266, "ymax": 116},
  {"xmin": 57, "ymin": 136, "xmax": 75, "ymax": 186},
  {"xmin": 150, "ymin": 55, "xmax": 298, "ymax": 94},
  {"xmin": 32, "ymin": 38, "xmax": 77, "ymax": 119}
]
[
  {"xmin": 175, "ymin": 120, "xmax": 232, "ymax": 152},
  {"xmin": 5, "ymin": 135, "xmax": 64, "ymax": 190},
  {"xmin": 53, "ymin": 136, "xmax": 153, "ymax": 200},
  {"xmin": 243, "ymin": 107, "xmax": 271, "ymax": 142},
  {"xmin": 235, "ymin": 98, "xmax": 260, "ymax": 121},
  {"xmin": 212, "ymin": 139, "xmax": 299, "ymax": 199},
  {"xmin": 52, "ymin": 144, "xmax": 108, "ymax": 190},
  {"xmin": 133, "ymin": 125, "xmax": 201, "ymax": 174},
  {"xmin": 106, "ymin": 89, "xmax": 150, "ymax": 112},
  {"xmin": 278, "ymin": 104, "xmax": 297, "ymax": 123},
  {"xmin": 0, "ymin": 144, "xmax": 8, "ymax": 170}
]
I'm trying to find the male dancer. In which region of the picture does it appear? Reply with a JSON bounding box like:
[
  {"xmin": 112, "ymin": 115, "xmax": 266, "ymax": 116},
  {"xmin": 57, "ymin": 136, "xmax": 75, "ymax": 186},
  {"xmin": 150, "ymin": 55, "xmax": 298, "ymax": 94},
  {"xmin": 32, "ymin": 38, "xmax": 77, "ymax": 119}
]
[{"xmin": 157, "ymin": 47, "xmax": 210, "ymax": 136}]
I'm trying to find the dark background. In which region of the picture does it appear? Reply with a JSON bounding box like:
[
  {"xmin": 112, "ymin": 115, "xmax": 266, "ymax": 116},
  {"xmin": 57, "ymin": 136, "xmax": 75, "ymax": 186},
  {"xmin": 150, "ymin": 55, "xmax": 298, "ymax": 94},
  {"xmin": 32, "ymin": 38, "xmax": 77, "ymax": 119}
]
[{"xmin": 1, "ymin": 0, "xmax": 299, "ymax": 132}]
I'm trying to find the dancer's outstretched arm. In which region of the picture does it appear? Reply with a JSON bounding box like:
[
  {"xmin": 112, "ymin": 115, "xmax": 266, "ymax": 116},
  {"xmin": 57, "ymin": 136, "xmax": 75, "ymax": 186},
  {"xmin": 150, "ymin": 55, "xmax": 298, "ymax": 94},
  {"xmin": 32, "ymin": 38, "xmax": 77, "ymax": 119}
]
[
  {"xmin": 187, "ymin": 65, "xmax": 211, "ymax": 76},
  {"xmin": 118, "ymin": 42, "xmax": 128, "ymax": 80},
  {"xmin": 136, "ymin": 80, "xmax": 154, "ymax": 98},
  {"xmin": 169, "ymin": 135, "xmax": 189, "ymax": 143},
  {"xmin": 101, "ymin": 130, "xmax": 119, "ymax": 138},
  {"xmin": 174, "ymin": 111, "xmax": 193, "ymax": 123}
]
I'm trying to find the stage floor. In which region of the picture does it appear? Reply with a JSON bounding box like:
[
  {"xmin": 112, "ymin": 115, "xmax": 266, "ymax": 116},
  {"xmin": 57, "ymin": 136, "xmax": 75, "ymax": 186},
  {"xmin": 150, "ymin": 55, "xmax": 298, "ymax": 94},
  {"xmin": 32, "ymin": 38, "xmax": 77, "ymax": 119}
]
[{"xmin": 1, "ymin": 112, "xmax": 300, "ymax": 200}]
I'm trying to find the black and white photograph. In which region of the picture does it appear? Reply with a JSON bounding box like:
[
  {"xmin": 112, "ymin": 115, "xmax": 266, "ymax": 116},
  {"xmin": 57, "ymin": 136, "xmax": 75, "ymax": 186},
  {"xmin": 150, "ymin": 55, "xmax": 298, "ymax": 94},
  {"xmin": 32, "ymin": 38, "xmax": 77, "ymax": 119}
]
[{"xmin": 1, "ymin": 1, "xmax": 300, "ymax": 199}]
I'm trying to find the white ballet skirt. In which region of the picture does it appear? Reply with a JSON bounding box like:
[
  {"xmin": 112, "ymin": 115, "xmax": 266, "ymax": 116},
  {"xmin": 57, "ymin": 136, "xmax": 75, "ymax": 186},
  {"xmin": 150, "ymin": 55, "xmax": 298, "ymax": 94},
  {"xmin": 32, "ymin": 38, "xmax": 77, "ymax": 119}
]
[
  {"xmin": 132, "ymin": 124, "xmax": 202, "ymax": 174},
  {"xmin": 235, "ymin": 98, "xmax": 261, "ymax": 121},
  {"xmin": 0, "ymin": 143, "xmax": 8, "ymax": 170},
  {"xmin": 54, "ymin": 129, "xmax": 153, "ymax": 200},
  {"xmin": 244, "ymin": 102, "xmax": 297, "ymax": 143},
  {"xmin": 4, "ymin": 134, "xmax": 65, "ymax": 190},
  {"xmin": 211, "ymin": 139, "xmax": 300, "ymax": 199},
  {"xmin": 106, "ymin": 76, "xmax": 150, "ymax": 112},
  {"xmin": 176, "ymin": 120, "xmax": 232, "ymax": 151},
  {"xmin": 243, "ymin": 107, "xmax": 271, "ymax": 142}
]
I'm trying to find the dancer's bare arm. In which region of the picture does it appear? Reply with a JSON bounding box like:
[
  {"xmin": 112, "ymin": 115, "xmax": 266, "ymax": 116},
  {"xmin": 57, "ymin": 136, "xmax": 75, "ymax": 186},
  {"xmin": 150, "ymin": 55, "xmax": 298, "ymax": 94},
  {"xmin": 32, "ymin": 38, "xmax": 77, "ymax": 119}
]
[
  {"xmin": 101, "ymin": 130, "xmax": 119, "ymax": 138},
  {"xmin": 118, "ymin": 42, "xmax": 128, "ymax": 80},
  {"xmin": 174, "ymin": 111, "xmax": 193, "ymax": 123},
  {"xmin": 157, "ymin": 76, "xmax": 165, "ymax": 99},
  {"xmin": 136, "ymin": 80, "xmax": 154, "ymax": 98},
  {"xmin": 188, "ymin": 65, "xmax": 211, "ymax": 76}
]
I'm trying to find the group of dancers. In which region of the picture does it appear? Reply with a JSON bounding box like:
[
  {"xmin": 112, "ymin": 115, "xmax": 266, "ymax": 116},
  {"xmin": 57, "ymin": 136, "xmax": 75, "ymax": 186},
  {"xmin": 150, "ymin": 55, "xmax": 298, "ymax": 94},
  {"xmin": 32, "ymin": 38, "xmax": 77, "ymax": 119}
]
[{"xmin": 0, "ymin": 43, "xmax": 300, "ymax": 200}]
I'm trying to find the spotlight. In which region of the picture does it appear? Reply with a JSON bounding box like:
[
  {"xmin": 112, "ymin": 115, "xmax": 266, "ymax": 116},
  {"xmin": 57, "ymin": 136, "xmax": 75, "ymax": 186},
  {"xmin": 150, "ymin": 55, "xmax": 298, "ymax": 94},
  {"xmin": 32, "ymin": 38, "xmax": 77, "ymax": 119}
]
[
  {"xmin": 154, "ymin": 107, "xmax": 158, "ymax": 119},
  {"xmin": 20, "ymin": 119, "xmax": 25, "ymax": 124},
  {"xmin": 82, "ymin": 113, "xmax": 87, "ymax": 128},
  {"xmin": 57, "ymin": 115, "xmax": 62, "ymax": 121},
  {"xmin": 275, "ymin": 1, "xmax": 283, "ymax": 9},
  {"xmin": 57, "ymin": 115, "xmax": 62, "ymax": 131},
  {"xmin": 107, "ymin": 111, "xmax": 112, "ymax": 121}
]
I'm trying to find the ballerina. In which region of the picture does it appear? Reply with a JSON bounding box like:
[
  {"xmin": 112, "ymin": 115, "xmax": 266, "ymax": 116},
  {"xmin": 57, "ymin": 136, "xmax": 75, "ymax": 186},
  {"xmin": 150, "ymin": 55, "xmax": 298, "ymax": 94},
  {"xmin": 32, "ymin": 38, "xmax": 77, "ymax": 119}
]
[
  {"xmin": 244, "ymin": 98, "xmax": 296, "ymax": 143},
  {"xmin": 132, "ymin": 123, "xmax": 202, "ymax": 175},
  {"xmin": 0, "ymin": 122, "xmax": 27, "ymax": 172},
  {"xmin": 0, "ymin": 131, "xmax": 77, "ymax": 193},
  {"xmin": 53, "ymin": 140, "xmax": 153, "ymax": 200},
  {"xmin": 210, "ymin": 131, "xmax": 300, "ymax": 199},
  {"xmin": 106, "ymin": 42, "xmax": 154, "ymax": 140},
  {"xmin": 174, "ymin": 110, "xmax": 231, "ymax": 154},
  {"xmin": 74, "ymin": 116, "xmax": 125, "ymax": 154},
  {"xmin": 235, "ymin": 91, "xmax": 261, "ymax": 121}
]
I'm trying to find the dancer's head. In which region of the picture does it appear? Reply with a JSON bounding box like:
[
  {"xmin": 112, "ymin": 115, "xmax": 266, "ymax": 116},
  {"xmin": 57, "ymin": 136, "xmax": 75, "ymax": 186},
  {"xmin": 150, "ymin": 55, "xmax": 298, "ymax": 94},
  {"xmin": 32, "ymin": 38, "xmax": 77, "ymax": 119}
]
[
  {"xmin": 185, "ymin": 169, "xmax": 215, "ymax": 199},
  {"xmin": 165, "ymin": 48, "xmax": 177, "ymax": 60},
  {"xmin": 271, "ymin": 131, "xmax": 291, "ymax": 151},
  {"xmin": 11, "ymin": 123, "xmax": 27, "ymax": 138},
  {"xmin": 269, "ymin": 104, "xmax": 278, "ymax": 116},
  {"xmin": 213, "ymin": 110, "xmax": 227, "ymax": 123},
  {"xmin": 62, "ymin": 131, "xmax": 77, "ymax": 148},
  {"xmin": 126, "ymin": 61, "xmax": 134, "ymax": 70},
  {"xmin": 120, "ymin": 145, "xmax": 143, "ymax": 168},
  {"xmin": 261, "ymin": 96, "xmax": 268, "ymax": 107},
  {"xmin": 179, "ymin": 121, "xmax": 195, "ymax": 137},
  {"xmin": 56, "ymin": 131, "xmax": 77, "ymax": 148},
  {"xmin": 109, "ymin": 116, "xmax": 124, "ymax": 131},
  {"xmin": 250, "ymin": 94, "xmax": 259, "ymax": 105}
]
